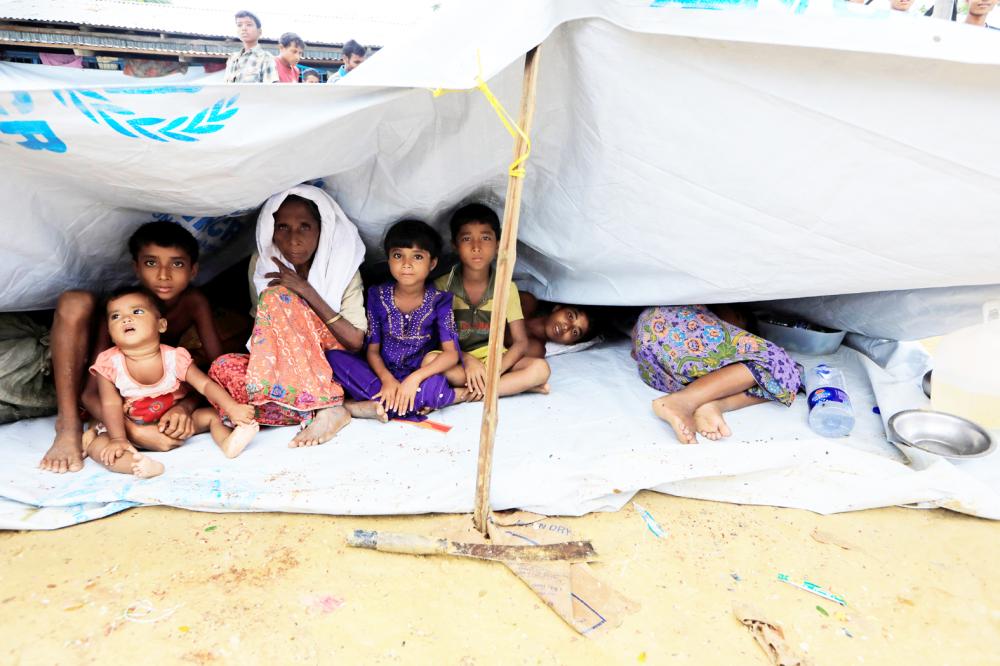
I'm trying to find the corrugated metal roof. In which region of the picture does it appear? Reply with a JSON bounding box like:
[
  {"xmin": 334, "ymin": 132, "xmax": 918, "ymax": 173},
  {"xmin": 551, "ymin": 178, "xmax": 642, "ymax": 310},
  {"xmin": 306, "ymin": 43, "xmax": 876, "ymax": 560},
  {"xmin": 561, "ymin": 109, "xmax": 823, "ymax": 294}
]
[
  {"xmin": 0, "ymin": 0, "xmax": 432, "ymax": 46},
  {"xmin": 0, "ymin": 27, "xmax": 343, "ymax": 59}
]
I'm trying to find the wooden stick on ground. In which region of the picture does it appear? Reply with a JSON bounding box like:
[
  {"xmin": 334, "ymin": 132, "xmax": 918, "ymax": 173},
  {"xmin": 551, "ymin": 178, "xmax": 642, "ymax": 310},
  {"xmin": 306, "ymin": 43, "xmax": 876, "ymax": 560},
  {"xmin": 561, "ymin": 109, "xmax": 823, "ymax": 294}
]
[{"xmin": 473, "ymin": 46, "xmax": 541, "ymax": 536}]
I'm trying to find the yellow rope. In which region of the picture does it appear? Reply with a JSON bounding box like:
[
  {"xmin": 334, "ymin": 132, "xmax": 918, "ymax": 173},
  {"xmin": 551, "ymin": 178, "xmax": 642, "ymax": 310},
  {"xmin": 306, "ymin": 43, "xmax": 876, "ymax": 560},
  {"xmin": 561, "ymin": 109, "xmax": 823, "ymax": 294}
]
[{"xmin": 431, "ymin": 51, "xmax": 531, "ymax": 178}]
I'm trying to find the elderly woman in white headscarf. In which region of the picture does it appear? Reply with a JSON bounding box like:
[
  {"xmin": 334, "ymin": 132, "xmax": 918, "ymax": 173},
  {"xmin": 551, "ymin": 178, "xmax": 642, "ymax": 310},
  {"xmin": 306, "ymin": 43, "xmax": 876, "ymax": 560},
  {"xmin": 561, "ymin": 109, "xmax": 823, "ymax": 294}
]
[{"xmin": 209, "ymin": 185, "xmax": 371, "ymax": 447}]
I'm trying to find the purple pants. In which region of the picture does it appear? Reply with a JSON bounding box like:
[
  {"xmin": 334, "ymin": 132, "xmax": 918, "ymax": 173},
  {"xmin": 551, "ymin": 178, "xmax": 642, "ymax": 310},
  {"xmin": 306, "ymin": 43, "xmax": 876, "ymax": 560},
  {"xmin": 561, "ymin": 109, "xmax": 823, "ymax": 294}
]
[{"xmin": 325, "ymin": 350, "xmax": 455, "ymax": 421}]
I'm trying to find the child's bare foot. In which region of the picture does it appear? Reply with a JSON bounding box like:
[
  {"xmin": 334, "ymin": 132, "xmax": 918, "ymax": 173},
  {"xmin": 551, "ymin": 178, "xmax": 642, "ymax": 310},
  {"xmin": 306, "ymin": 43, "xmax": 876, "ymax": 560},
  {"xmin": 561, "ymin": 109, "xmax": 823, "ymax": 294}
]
[
  {"xmin": 290, "ymin": 406, "xmax": 351, "ymax": 447},
  {"xmin": 344, "ymin": 400, "xmax": 389, "ymax": 423},
  {"xmin": 130, "ymin": 453, "xmax": 164, "ymax": 479},
  {"xmin": 39, "ymin": 425, "xmax": 85, "ymax": 473},
  {"xmin": 81, "ymin": 423, "xmax": 98, "ymax": 454},
  {"xmin": 693, "ymin": 401, "xmax": 732, "ymax": 441},
  {"xmin": 220, "ymin": 422, "xmax": 259, "ymax": 458},
  {"xmin": 527, "ymin": 383, "xmax": 550, "ymax": 395},
  {"xmin": 652, "ymin": 394, "xmax": 698, "ymax": 444},
  {"xmin": 453, "ymin": 387, "xmax": 476, "ymax": 404}
]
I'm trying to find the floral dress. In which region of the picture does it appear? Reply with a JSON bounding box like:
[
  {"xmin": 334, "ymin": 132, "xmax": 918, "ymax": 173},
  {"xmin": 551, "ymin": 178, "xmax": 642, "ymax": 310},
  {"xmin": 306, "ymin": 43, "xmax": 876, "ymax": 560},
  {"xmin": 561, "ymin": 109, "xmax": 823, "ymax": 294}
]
[
  {"xmin": 631, "ymin": 305, "xmax": 800, "ymax": 405},
  {"xmin": 209, "ymin": 286, "xmax": 345, "ymax": 425}
]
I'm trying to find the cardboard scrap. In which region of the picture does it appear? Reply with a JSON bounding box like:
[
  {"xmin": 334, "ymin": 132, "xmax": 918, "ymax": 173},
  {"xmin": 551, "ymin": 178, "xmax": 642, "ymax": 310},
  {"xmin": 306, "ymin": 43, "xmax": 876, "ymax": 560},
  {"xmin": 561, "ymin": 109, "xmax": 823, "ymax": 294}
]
[
  {"xmin": 733, "ymin": 602, "xmax": 811, "ymax": 666},
  {"xmin": 488, "ymin": 513, "xmax": 639, "ymax": 638},
  {"xmin": 490, "ymin": 510, "xmax": 548, "ymax": 527},
  {"xmin": 433, "ymin": 512, "xmax": 636, "ymax": 638}
]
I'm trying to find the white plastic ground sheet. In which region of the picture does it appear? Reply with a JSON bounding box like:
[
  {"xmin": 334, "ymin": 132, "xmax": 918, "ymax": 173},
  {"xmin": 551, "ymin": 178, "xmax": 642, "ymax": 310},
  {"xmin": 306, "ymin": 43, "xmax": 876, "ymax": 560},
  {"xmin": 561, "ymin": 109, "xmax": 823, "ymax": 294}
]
[{"xmin": 2, "ymin": 340, "xmax": 999, "ymax": 530}]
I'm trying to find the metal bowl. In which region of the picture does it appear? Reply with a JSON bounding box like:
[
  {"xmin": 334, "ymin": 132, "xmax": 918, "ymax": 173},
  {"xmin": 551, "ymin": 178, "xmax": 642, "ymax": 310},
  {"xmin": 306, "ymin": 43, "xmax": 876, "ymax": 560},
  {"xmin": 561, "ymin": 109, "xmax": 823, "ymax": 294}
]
[
  {"xmin": 922, "ymin": 370, "xmax": 932, "ymax": 399},
  {"xmin": 888, "ymin": 410, "xmax": 995, "ymax": 459}
]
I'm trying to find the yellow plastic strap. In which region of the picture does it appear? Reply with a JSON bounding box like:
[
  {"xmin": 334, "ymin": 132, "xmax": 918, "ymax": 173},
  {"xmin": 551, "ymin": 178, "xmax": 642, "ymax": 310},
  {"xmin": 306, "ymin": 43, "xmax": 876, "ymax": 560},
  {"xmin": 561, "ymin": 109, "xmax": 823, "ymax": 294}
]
[{"xmin": 429, "ymin": 51, "xmax": 531, "ymax": 178}]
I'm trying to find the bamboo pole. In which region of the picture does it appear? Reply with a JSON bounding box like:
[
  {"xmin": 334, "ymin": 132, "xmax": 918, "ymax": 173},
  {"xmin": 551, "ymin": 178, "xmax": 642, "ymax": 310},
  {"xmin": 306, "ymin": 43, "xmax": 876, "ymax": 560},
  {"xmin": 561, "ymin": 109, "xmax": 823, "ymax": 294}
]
[{"xmin": 472, "ymin": 46, "xmax": 541, "ymax": 536}]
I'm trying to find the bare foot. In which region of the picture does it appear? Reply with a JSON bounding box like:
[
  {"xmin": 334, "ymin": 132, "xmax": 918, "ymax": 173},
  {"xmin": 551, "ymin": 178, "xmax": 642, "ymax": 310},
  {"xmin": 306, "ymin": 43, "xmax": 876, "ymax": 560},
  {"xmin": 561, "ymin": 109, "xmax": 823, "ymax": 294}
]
[
  {"xmin": 130, "ymin": 453, "xmax": 164, "ymax": 479},
  {"xmin": 452, "ymin": 387, "xmax": 477, "ymax": 404},
  {"xmin": 527, "ymin": 383, "xmax": 550, "ymax": 395},
  {"xmin": 40, "ymin": 424, "xmax": 85, "ymax": 474},
  {"xmin": 344, "ymin": 400, "xmax": 389, "ymax": 423},
  {"xmin": 220, "ymin": 422, "xmax": 259, "ymax": 458},
  {"xmin": 651, "ymin": 393, "xmax": 698, "ymax": 444},
  {"xmin": 693, "ymin": 401, "xmax": 732, "ymax": 441},
  {"xmin": 81, "ymin": 423, "xmax": 98, "ymax": 454},
  {"xmin": 290, "ymin": 406, "xmax": 351, "ymax": 448}
]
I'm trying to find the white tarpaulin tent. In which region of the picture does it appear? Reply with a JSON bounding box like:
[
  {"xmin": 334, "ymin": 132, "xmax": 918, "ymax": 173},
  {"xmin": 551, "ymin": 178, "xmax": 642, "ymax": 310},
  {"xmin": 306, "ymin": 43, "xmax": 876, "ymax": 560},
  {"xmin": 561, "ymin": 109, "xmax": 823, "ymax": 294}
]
[{"xmin": 1, "ymin": 0, "xmax": 999, "ymax": 528}]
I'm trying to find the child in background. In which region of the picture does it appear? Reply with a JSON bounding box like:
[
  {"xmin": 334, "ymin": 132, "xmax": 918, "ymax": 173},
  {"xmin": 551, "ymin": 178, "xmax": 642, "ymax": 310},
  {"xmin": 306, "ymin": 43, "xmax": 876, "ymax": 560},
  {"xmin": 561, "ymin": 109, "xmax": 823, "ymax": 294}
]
[
  {"xmin": 87, "ymin": 287, "xmax": 258, "ymax": 477},
  {"xmin": 224, "ymin": 10, "xmax": 278, "ymax": 83},
  {"xmin": 301, "ymin": 69, "xmax": 322, "ymax": 84},
  {"xmin": 40, "ymin": 221, "xmax": 224, "ymax": 474},
  {"xmin": 275, "ymin": 32, "xmax": 305, "ymax": 83},
  {"xmin": 518, "ymin": 292, "xmax": 594, "ymax": 358},
  {"xmin": 435, "ymin": 204, "xmax": 550, "ymax": 399},
  {"xmin": 326, "ymin": 220, "xmax": 469, "ymax": 420}
]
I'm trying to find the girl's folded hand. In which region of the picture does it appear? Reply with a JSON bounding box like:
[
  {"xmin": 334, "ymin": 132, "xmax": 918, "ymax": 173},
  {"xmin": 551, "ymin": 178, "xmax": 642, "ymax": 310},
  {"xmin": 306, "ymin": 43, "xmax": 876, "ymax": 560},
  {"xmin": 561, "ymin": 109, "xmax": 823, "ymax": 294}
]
[
  {"xmin": 374, "ymin": 378, "xmax": 401, "ymax": 411},
  {"xmin": 398, "ymin": 375, "xmax": 422, "ymax": 415}
]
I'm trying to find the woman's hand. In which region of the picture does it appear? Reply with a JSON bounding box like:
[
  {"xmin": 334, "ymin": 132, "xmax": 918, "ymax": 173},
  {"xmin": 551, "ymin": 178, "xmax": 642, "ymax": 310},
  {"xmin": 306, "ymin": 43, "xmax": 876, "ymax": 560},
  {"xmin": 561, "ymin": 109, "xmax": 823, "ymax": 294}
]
[{"xmin": 265, "ymin": 260, "xmax": 317, "ymax": 302}]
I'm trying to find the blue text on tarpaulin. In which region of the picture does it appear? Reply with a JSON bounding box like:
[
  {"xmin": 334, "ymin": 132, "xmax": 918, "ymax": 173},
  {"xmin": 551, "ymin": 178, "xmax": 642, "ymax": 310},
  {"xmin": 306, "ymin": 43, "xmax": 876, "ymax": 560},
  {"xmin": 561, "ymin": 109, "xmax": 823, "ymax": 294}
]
[{"xmin": 0, "ymin": 91, "xmax": 66, "ymax": 153}]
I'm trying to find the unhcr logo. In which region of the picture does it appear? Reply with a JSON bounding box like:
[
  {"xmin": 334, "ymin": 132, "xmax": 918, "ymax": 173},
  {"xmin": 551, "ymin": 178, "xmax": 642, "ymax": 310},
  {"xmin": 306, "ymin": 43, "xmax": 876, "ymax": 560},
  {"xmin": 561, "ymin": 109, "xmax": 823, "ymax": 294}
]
[
  {"xmin": 0, "ymin": 86, "xmax": 240, "ymax": 153},
  {"xmin": 53, "ymin": 86, "xmax": 239, "ymax": 143}
]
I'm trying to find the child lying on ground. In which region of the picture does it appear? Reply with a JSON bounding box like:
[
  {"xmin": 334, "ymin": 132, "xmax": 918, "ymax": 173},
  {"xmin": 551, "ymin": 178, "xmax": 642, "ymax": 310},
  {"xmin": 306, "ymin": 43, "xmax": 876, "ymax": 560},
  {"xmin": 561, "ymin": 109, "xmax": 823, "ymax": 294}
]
[
  {"xmin": 85, "ymin": 287, "xmax": 258, "ymax": 478},
  {"xmin": 518, "ymin": 292, "xmax": 594, "ymax": 359},
  {"xmin": 326, "ymin": 220, "xmax": 470, "ymax": 420},
  {"xmin": 631, "ymin": 305, "xmax": 801, "ymax": 444},
  {"xmin": 435, "ymin": 204, "xmax": 550, "ymax": 400},
  {"xmin": 40, "ymin": 221, "xmax": 224, "ymax": 474}
]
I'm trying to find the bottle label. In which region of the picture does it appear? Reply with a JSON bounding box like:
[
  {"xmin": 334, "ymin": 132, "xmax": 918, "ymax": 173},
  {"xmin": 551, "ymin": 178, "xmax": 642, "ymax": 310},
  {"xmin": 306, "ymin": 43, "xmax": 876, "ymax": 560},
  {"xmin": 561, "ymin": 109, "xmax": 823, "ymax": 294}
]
[
  {"xmin": 808, "ymin": 387, "xmax": 850, "ymax": 410},
  {"xmin": 813, "ymin": 364, "xmax": 833, "ymax": 380}
]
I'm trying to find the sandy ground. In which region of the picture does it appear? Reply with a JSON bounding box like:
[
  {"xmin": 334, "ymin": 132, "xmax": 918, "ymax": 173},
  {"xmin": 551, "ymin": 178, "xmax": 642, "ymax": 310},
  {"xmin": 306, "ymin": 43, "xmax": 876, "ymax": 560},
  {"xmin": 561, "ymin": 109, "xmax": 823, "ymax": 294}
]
[{"xmin": 2, "ymin": 493, "xmax": 999, "ymax": 665}]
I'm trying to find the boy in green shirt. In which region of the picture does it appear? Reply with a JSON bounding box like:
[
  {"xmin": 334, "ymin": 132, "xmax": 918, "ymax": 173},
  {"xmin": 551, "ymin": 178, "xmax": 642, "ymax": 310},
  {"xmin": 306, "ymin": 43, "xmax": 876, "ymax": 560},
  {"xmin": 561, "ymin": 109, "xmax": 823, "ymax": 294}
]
[{"xmin": 435, "ymin": 204, "xmax": 550, "ymax": 400}]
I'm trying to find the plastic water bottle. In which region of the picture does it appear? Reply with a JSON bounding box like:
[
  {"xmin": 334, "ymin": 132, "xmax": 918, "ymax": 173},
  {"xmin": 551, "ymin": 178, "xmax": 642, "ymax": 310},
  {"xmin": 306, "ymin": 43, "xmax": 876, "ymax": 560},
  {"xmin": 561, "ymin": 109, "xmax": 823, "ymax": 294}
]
[{"xmin": 804, "ymin": 363, "xmax": 855, "ymax": 437}]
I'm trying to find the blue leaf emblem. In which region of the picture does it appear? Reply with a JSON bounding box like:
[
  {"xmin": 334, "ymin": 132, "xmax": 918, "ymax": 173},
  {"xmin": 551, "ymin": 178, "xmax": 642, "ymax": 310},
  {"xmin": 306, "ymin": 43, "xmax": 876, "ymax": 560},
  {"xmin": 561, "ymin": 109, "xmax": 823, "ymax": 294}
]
[{"xmin": 53, "ymin": 86, "xmax": 239, "ymax": 143}]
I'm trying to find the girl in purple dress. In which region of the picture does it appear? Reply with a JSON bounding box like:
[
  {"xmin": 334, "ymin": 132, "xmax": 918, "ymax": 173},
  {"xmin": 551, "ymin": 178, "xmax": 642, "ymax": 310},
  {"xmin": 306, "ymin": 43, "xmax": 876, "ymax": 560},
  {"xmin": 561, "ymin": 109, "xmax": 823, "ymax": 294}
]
[
  {"xmin": 326, "ymin": 220, "xmax": 468, "ymax": 421},
  {"xmin": 631, "ymin": 305, "xmax": 801, "ymax": 444}
]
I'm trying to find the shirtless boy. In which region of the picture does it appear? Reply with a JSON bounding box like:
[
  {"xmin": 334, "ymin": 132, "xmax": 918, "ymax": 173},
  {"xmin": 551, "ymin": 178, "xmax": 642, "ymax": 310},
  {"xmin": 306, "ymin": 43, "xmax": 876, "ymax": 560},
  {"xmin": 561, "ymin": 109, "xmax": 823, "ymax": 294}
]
[{"xmin": 40, "ymin": 221, "xmax": 223, "ymax": 473}]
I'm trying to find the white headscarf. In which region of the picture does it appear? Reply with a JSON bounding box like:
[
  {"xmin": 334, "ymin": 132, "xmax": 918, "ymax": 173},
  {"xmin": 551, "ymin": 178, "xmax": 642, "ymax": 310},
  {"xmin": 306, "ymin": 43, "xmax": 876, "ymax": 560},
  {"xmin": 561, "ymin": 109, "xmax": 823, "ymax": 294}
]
[{"xmin": 252, "ymin": 185, "xmax": 366, "ymax": 313}]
